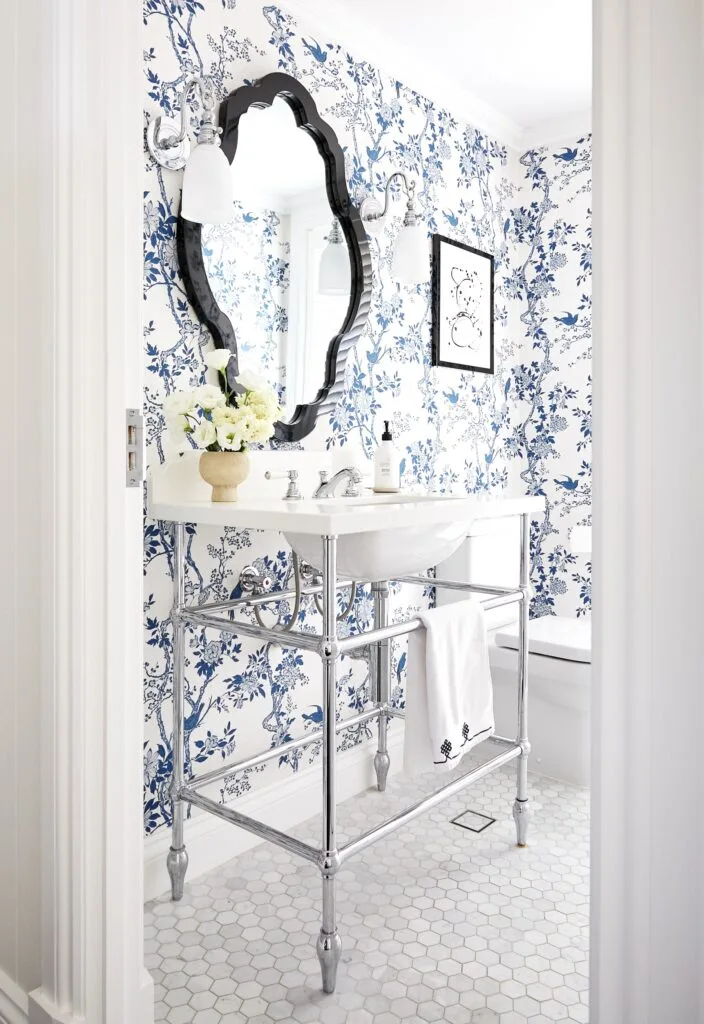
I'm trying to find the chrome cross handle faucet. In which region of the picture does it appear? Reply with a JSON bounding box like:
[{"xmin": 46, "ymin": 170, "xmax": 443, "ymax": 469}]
[{"xmin": 313, "ymin": 466, "xmax": 362, "ymax": 499}]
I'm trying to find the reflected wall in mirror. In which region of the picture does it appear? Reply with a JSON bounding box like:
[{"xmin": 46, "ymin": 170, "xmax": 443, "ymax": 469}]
[
  {"xmin": 178, "ymin": 73, "xmax": 371, "ymax": 442},
  {"xmin": 201, "ymin": 98, "xmax": 350, "ymax": 420}
]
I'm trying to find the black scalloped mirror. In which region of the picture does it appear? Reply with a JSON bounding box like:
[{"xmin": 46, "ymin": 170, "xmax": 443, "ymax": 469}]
[{"xmin": 177, "ymin": 72, "xmax": 371, "ymax": 443}]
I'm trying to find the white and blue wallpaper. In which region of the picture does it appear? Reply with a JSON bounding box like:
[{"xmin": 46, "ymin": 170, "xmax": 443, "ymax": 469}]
[
  {"xmin": 202, "ymin": 199, "xmax": 290, "ymax": 400},
  {"xmin": 508, "ymin": 145, "xmax": 592, "ymax": 617},
  {"xmin": 143, "ymin": 1, "xmax": 591, "ymax": 835}
]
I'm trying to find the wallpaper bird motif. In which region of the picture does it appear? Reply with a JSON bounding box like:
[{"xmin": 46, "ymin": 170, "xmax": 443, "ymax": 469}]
[{"xmin": 142, "ymin": 1, "xmax": 591, "ymax": 835}]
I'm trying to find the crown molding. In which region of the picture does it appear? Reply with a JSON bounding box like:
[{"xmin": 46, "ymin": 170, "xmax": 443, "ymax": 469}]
[
  {"xmin": 521, "ymin": 108, "xmax": 592, "ymax": 150},
  {"xmin": 279, "ymin": 0, "xmax": 526, "ymax": 149}
]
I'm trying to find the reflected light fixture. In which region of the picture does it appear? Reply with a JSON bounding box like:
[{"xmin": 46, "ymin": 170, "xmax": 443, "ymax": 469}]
[
  {"xmin": 318, "ymin": 220, "xmax": 351, "ymax": 296},
  {"xmin": 147, "ymin": 76, "xmax": 233, "ymax": 225},
  {"xmin": 569, "ymin": 524, "xmax": 592, "ymax": 554},
  {"xmin": 360, "ymin": 171, "xmax": 428, "ymax": 285}
]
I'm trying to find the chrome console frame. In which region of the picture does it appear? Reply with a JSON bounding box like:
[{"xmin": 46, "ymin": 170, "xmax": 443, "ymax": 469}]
[{"xmin": 166, "ymin": 513, "xmax": 532, "ymax": 993}]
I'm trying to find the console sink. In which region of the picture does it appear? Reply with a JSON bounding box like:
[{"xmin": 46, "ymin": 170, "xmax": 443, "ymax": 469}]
[
  {"xmin": 284, "ymin": 493, "xmax": 469, "ymax": 582},
  {"xmin": 149, "ymin": 457, "xmax": 544, "ymax": 585}
]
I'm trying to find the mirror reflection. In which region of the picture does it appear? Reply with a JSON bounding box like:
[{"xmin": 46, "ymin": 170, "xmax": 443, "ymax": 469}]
[{"xmin": 201, "ymin": 97, "xmax": 352, "ymax": 420}]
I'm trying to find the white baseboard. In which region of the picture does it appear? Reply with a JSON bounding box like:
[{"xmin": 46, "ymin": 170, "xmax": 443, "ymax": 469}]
[
  {"xmin": 0, "ymin": 968, "xmax": 28, "ymax": 1024},
  {"xmin": 145, "ymin": 727, "xmax": 405, "ymax": 901},
  {"xmin": 27, "ymin": 994, "xmax": 84, "ymax": 1024},
  {"xmin": 24, "ymin": 969, "xmax": 154, "ymax": 1024},
  {"xmin": 26, "ymin": 993, "xmax": 79, "ymax": 1024},
  {"xmin": 140, "ymin": 968, "xmax": 155, "ymax": 1024}
]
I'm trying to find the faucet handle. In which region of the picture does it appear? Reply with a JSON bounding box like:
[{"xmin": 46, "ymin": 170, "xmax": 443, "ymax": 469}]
[
  {"xmin": 239, "ymin": 564, "xmax": 273, "ymax": 595},
  {"xmin": 318, "ymin": 470, "xmax": 329, "ymax": 486},
  {"xmin": 343, "ymin": 467, "xmax": 362, "ymax": 497},
  {"xmin": 299, "ymin": 560, "xmax": 322, "ymax": 586},
  {"xmin": 264, "ymin": 468, "xmax": 302, "ymax": 500}
]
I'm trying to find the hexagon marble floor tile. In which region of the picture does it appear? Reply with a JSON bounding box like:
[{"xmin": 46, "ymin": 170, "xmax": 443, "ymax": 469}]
[{"xmin": 145, "ymin": 756, "xmax": 589, "ymax": 1024}]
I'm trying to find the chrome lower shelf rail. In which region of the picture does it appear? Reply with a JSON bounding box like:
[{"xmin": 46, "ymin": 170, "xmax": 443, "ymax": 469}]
[{"xmin": 165, "ymin": 513, "xmax": 532, "ymax": 994}]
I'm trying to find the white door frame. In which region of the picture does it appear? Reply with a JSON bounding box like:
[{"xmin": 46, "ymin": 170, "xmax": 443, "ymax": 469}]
[
  {"xmin": 23, "ymin": 0, "xmax": 150, "ymax": 1021},
  {"xmin": 592, "ymin": 0, "xmax": 704, "ymax": 1021},
  {"xmin": 17, "ymin": 0, "xmax": 704, "ymax": 1022}
]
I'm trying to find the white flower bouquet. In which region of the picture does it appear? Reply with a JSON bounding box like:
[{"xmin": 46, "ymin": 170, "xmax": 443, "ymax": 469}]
[{"xmin": 163, "ymin": 349, "xmax": 280, "ymax": 453}]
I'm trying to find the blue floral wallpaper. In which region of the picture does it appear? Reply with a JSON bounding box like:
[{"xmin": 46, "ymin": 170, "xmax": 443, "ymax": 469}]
[
  {"xmin": 202, "ymin": 200, "xmax": 289, "ymax": 400},
  {"xmin": 507, "ymin": 143, "xmax": 592, "ymax": 617},
  {"xmin": 142, "ymin": 1, "xmax": 591, "ymax": 836}
]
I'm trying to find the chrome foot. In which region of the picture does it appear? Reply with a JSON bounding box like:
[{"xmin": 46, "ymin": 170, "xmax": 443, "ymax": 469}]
[
  {"xmin": 316, "ymin": 930, "xmax": 342, "ymax": 993},
  {"xmin": 374, "ymin": 749, "xmax": 390, "ymax": 792},
  {"xmin": 167, "ymin": 844, "xmax": 188, "ymax": 900},
  {"xmin": 513, "ymin": 798, "xmax": 530, "ymax": 847}
]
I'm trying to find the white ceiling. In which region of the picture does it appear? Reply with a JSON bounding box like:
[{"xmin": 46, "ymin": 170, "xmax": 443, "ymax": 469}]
[{"xmin": 281, "ymin": 0, "xmax": 592, "ymax": 148}]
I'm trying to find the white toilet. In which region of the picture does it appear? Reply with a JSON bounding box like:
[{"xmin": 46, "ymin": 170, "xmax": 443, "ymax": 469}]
[{"xmin": 436, "ymin": 517, "xmax": 591, "ymax": 787}]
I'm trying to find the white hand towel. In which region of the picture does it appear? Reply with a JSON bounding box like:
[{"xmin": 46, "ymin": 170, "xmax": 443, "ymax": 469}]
[{"xmin": 403, "ymin": 599, "xmax": 494, "ymax": 774}]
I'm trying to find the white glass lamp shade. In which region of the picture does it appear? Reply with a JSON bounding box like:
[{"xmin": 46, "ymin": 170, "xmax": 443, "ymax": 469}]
[
  {"xmin": 318, "ymin": 236, "xmax": 351, "ymax": 296},
  {"xmin": 392, "ymin": 221, "xmax": 428, "ymax": 285},
  {"xmin": 181, "ymin": 142, "xmax": 233, "ymax": 225}
]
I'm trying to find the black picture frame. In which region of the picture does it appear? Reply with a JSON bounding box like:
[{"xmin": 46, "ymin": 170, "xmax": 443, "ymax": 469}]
[
  {"xmin": 177, "ymin": 72, "xmax": 372, "ymax": 444},
  {"xmin": 431, "ymin": 234, "xmax": 495, "ymax": 374}
]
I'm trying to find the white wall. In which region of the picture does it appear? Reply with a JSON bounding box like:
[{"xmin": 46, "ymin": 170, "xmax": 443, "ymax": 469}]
[{"xmin": 0, "ymin": 0, "xmax": 44, "ymax": 1013}]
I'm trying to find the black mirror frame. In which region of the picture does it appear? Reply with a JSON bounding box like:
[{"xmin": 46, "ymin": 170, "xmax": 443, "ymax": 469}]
[{"xmin": 176, "ymin": 72, "xmax": 372, "ymax": 444}]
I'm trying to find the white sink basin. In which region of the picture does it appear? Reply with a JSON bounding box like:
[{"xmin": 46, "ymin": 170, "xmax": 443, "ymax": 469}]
[
  {"xmin": 149, "ymin": 458, "xmax": 545, "ymax": 583},
  {"xmin": 284, "ymin": 493, "xmax": 469, "ymax": 582}
]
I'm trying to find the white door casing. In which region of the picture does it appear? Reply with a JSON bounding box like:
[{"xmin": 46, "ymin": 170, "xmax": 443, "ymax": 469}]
[
  {"xmin": 592, "ymin": 0, "xmax": 704, "ymax": 1021},
  {"xmin": 16, "ymin": 0, "xmax": 150, "ymax": 1021}
]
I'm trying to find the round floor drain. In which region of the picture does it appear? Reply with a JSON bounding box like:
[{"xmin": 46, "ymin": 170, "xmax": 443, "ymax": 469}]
[{"xmin": 470, "ymin": 1012, "xmax": 500, "ymax": 1024}]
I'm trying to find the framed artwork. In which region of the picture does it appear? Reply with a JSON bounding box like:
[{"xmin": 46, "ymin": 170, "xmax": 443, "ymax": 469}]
[{"xmin": 431, "ymin": 234, "xmax": 495, "ymax": 374}]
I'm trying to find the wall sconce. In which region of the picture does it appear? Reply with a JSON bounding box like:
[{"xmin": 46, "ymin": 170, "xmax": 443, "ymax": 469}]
[
  {"xmin": 360, "ymin": 172, "xmax": 428, "ymax": 285},
  {"xmin": 318, "ymin": 220, "xmax": 351, "ymax": 296},
  {"xmin": 147, "ymin": 76, "xmax": 233, "ymax": 225}
]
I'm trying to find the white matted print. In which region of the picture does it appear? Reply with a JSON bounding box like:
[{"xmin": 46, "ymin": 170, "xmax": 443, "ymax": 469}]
[{"xmin": 431, "ymin": 235, "xmax": 495, "ymax": 373}]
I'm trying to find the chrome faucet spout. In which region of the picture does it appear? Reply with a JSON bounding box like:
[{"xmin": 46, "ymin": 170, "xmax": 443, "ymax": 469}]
[{"xmin": 314, "ymin": 467, "xmax": 362, "ymax": 499}]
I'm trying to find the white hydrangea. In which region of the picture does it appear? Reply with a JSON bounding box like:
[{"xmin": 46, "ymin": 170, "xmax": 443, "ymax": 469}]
[
  {"xmin": 211, "ymin": 405, "xmax": 238, "ymax": 428},
  {"xmin": 249, "ymin": 417, "xmax": 275, "ymax": 443}
]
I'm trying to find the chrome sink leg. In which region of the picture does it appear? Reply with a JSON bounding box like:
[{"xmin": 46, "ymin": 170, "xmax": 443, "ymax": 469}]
[
  {"xmin": 168, "ymin": 523, "xmax": 189, "ymax": 899},
  {"xmin": 316, "ymin": 535, "xmax": 341, "ymax": 993},
  {"xmin": 513, "ymin": 512, "xmax": 531, "ymax": 847},
  {"xmin": 372, "ymin": 581, "xmax": 391, "ymax": 792},
  {"xmin": 166, "ymin": 844, "xmax": 188, "ymax": 902}
]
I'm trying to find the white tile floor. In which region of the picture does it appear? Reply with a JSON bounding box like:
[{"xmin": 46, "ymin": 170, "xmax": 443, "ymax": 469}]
[{"xmin": 146, "ymin": 747, "xmax": 589, "ymax": 1024}]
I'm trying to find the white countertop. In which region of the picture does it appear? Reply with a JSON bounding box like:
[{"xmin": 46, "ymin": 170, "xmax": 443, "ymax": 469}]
[{"xmin": 150, "ymin": 483, "xmax": 544, "ymax": 537}]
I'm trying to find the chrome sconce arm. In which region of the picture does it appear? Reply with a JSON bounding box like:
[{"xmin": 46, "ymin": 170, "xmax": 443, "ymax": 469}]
[
  {"xmin": 147, "ymin": 75, "xmax": 221, "ymax": 171},
  {"xmin": 360, "ymin": 171, "xmax": 420, "ymax": 234},
  {"xmin": 359, "ymin": 171, "xmax": 427, "ymax": 285},
  {"xmin": 146, "ymin": 75, "xmax": 233, "ymax": 225}
]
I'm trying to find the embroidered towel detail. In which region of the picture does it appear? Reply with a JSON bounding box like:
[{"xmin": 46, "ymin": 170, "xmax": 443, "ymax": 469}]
[{"xmin": 403, "ymin": 599, "xmax": 494, "ymax": 774}]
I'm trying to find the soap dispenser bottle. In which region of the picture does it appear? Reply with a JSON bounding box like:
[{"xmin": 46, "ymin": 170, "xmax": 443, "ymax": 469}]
[{"xmin": 374, "ymin": 421, "xmax": 401, "ymax": 492}]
